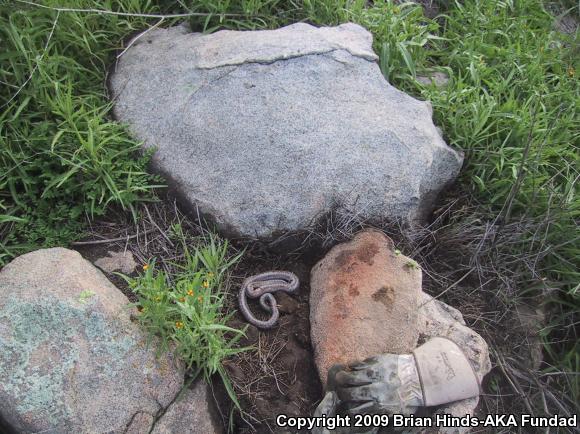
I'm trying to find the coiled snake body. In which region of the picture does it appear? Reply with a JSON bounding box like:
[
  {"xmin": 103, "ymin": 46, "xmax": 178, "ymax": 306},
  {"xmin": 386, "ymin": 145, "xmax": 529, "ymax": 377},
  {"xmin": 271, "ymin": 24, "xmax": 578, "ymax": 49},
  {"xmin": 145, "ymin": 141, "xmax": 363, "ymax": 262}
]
[{"xmin": 238, "ymin": 271, "xmax": 299, "ymax": 329}]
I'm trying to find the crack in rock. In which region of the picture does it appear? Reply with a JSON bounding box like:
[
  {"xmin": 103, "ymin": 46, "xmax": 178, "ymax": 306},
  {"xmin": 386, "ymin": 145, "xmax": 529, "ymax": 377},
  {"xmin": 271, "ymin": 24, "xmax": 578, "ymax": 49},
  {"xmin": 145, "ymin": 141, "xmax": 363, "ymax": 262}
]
[
  {"xmin": 146, "ymin": 377, "xmax": 194, "ymax": 434},
  {"xmin": 195, "ymin": 47, "xmax": 378, "ymax": 70},
  {"xmin": 123, "ymin": 21, "xmax": 378, "ymax": 71},
  {"xmin": 125, "ymin": 410, "xmax": 156, "ymax": 434}
]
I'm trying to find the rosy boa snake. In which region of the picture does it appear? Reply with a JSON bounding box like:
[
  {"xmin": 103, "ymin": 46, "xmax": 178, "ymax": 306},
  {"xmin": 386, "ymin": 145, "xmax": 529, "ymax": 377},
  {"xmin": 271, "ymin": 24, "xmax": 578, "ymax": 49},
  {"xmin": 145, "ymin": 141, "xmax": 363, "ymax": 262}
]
[{"xmin": 238, "ymin": 271, "xmax": 299, "ymax": 329}]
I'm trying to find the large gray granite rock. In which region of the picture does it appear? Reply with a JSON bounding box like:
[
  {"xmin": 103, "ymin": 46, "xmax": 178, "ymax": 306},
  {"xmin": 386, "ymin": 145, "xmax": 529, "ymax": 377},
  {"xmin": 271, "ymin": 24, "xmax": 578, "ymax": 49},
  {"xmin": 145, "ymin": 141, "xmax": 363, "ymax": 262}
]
[
  {"xmin": 0, "ymin": 248, "xmax": 220, "ymax": 434},
  {"xmin": 110, "ymin": 23, "xmax": 463, "ymax": 238}
]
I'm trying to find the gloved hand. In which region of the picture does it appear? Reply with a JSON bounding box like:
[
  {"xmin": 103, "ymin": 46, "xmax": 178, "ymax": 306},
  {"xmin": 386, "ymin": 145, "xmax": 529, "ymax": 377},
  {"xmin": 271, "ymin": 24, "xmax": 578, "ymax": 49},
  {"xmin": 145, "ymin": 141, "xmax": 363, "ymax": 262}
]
[
  {"xmin": 311, "ymin": 366, "xmax": 378, "ymax": 434},
  {"xmin": 334, "ymin": 353, "xmax": 423, "ymax": 417},
  {"xmin": 311, "ymin": 337, "xmax": 481, "ymax": 434},
  {"xmin": 311, "ymin": 356, "xmax": 418, "ymax": 434}
]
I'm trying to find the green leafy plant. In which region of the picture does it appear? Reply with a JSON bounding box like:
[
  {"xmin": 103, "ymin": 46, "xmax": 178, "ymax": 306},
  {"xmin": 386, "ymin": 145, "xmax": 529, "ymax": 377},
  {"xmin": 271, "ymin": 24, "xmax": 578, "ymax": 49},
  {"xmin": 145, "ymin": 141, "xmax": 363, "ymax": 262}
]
[
  {"xmin": 0, "ymin": 0, "xmax": 165, "ymax": 265},
  {"xmin": 123, "ymin": 233, "xmax": 247, "ymax": 408}
]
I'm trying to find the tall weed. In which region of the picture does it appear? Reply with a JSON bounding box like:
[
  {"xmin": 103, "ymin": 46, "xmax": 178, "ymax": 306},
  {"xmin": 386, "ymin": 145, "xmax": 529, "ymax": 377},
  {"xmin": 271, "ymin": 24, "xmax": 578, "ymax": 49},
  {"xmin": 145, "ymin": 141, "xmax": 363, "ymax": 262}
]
[{"xmin": 0, "ymin": 0, "xmax": 162, "ymax": 264}]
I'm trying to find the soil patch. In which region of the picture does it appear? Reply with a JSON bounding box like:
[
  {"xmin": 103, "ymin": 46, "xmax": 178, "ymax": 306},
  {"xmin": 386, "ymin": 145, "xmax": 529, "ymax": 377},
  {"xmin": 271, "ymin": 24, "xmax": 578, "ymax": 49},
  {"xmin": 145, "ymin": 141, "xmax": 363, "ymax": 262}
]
[
  {"xmin": 70, "ymin": 199, "xmax": 327, "ymax": 433},
  {"xmin": 220, "ymin": 243, "xmax": 325, "ymax": 433},
  {"xmin": 68, "ymin": 193, "xmax": 556, "ymax": 433}
]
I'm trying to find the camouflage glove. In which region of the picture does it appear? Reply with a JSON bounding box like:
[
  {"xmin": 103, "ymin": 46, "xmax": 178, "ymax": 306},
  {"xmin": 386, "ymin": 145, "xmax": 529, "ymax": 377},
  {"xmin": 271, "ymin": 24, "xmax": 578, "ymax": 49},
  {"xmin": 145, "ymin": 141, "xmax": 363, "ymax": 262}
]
[
  {"xmin": 311, "ymin": 366, "xmax": 378, "ymax": 434},
  {"xmin": 312, "ymin": 337, "xmax": 481, "ymax": 434},
  {"xmin": 334, "ymin": 353, "xmax": 423, "ymax": 417}
]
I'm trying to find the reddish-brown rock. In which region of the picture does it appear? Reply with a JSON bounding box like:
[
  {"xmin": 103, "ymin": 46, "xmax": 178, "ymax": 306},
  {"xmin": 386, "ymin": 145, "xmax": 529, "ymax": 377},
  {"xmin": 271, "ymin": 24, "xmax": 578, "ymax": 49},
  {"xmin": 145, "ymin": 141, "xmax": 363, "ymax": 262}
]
[
  {"xmin": 310, "ymin": 229, "xmax": 422, "ymax": 385},
  {"xmin": 310, "ymin": 230, "xmax": 492, "ymax": 430}
]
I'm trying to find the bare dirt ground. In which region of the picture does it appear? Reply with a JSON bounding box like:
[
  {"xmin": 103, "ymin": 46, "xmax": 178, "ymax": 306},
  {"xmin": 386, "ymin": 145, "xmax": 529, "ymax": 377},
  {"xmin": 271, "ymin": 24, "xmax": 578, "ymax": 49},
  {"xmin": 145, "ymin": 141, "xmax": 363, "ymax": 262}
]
[
  {"xmin": 73, "ymin": 198, "xmax": 326, "ymax": 433},
  {"xmin": 72, "ymin": 190, "xmax": 565, "ymax": 433}
]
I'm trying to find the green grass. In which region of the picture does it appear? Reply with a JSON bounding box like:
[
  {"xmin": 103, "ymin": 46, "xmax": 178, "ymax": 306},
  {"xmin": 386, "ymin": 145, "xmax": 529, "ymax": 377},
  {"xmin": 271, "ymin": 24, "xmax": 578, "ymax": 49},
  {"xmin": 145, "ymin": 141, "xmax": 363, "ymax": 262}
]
[
  {"xmin": 123, "ymin": 227, "xmax": 247, "ymax": 416},
  {"xmin": 0, "ymin": 0, "xmax": 164, "ymax": 265},
  {"xmin": 182, "ymin": 0, "xmax": 579, "ymax": 406},
  {"xmin": 415, "ymin": 2, "xmax": 579, "ymax": 403},
  {"xmin": 0, "ymin": 0, "xmax": 578, "ymax": 420}
]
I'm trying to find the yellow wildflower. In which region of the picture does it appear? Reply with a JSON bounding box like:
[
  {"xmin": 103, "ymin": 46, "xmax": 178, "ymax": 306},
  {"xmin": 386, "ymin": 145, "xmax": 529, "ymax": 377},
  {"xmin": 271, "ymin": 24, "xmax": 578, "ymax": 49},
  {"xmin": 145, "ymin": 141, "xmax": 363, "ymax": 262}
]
[
  {"xmin": 178, "ymin": 296, "xmax": 186, "ymax": 303},
  {"xmin": 202, "ymin": 280, "xmax": 209, "ymax": 288},
  {"xmin": 143, "ymin": 264, "xmax": 149, "ymax": 271},
  {"xmin": 568, "ymin": 66, "xmax": 576, "ymax": 78},
  {"xmin": 187, "ymin": 289, "xmax": 194, "ymax": 296},
  {"xmin": 175, "ymin": 321, "xmax": 183, "ymax": 329}
]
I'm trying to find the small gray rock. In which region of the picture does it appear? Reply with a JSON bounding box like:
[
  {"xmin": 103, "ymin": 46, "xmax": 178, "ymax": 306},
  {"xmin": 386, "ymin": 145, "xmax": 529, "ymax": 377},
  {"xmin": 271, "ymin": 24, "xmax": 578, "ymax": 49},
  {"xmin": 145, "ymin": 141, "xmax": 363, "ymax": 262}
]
[
  {"xmin": 94, "ymin": 249, "xmax": 137, "ymax": 274},
  {"xmin": 417, "ymin": 292, "xmax": 492, "ymax": 431},
  {"xmin": 416, "ymin": 71, "xmax": 450, "ymax": 88},
  {"xmin": 110, "ymin": 23, "xmax": 463, "ymax": 238}
]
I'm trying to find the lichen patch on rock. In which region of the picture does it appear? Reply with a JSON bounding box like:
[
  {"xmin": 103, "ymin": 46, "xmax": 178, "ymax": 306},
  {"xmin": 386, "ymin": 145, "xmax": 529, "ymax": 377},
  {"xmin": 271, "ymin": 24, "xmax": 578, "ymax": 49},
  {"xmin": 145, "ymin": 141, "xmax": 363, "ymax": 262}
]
[{"xmin": 0, "ymin": 248, "xmax": 219, "ymax": 434}]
